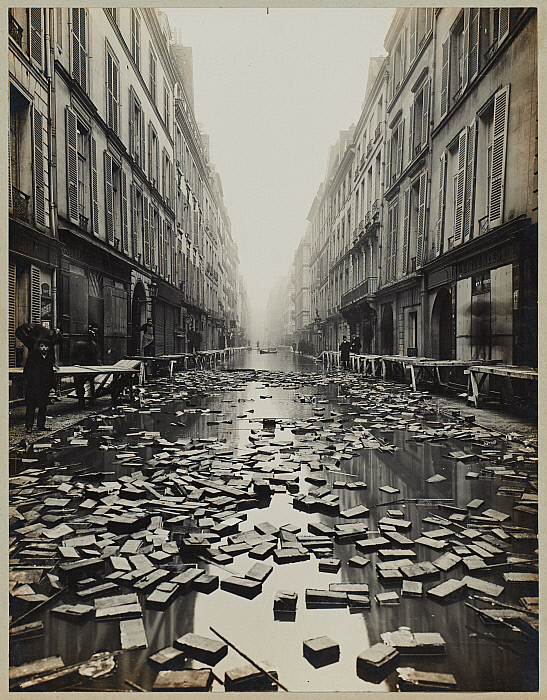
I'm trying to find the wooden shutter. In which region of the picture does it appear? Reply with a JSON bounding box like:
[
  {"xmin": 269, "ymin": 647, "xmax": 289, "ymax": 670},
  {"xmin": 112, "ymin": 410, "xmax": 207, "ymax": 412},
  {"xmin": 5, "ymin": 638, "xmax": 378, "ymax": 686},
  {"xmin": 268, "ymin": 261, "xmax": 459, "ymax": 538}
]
[
  {"xmin": 401, "ymin": 187, "xmax": 411, "ymax": 275},
  {"xmin": 421, "ymin": 80, "xmax": 430, "ymax": 147},
  {"xmin": 143, "ymin": 194, "xmax": 150, "ymax": 267},
  {"xmin": 148, "ymin": 122, "xmax": 152, "ymax": 181},
  {"xmin": 150, "ymin": 203, "xmax": 156, "ymax": 270},
  {"xmin": 408, "ymin": 103, "xmax": 414, "ymax": 162},
  {"xmin": 131, "ymin": 183, "xmax": 138, "ymax": 258},
  {"xmin": 440, "ymin": 38, "xmax": 450, "ymax": 119},
  {"xmin": 104, "ymin": 151, "xmax": 114, "ymax": 244},
  {"xmin": 106, "ymin": 51, "xmax": 112, "ymax": 129},
  {"xmin": 30, "ymin": 8, "xmax": 43, "ymax": 67},
  {"xmin": 79, "ymin": 9, "xmax": 87, "ymax": 92},
  {"xmin": 489, "ymin": 85, "xmax": 510, "ymax": 228},
  {"xmin": 129, "ymin": 87, "xmax": 135, "ymax": 158},
  {"xmin": 66, "ymin": 106, "xmax": 79, "ymax": 224},
  {"xmin": 416, "ymin": 171, "xmax": 427, "ymax": 268},
  {"xmin": 409, "ymin": 9, "xmax": 417, "ymax": 63},
  {"xmin": 461, "ymin": 8, "xmax": 470, "ymax": 91},
  {"xmin": 388, "ymin": 202, "xmax": 398, "ymax": 282},
  {"xmin": 456, "ymin": 277, "xmax": 472, "ymax": 359},
  {"xmin": 91, "ymin": 136, "xmax": 99, "ymax": 236},
  {"xmin": 435, "ymin": 153, "xmax": 447, "ymax": 256},
  {"xmin": 141, "ymin": 109, "xmax": 146, "ymax": 172},
  {"xmin": 468, "ymin": 8, "xmax": 480, "ymax": 83},
  {"xmin": 454, "ymin": 128, "xmax": 468, "ymax": 246},
  {"xmin": 385, "ymin": 136, "xmax": 392, "ymax": 186},
  {"xmin": 71, "ymin": 9, "xmax": 81, "ymax": 88},
  {"xmin": 491, "ymin": 264, "xmax": 513, "ymax": 363},
  {"xmin": 498, "ymin": 8, "xmax": 510, "ymax": 44},
  {"xmin": 30, "ymin": 265, "xmax": 41, "ymax": 324},
  {"xmin": 425, "ymin": 8, "xmax": 433, "ymax": 35},
  {"xmin": 8, "ymin": 115, "xmax": 12, "ymax": 210},
  {"xmin": 9, "ymin": 262, "xmax": 16, "ymax": 367},
  {"xmin": 463, "ymin": 120, "xmax": 477, "ymax": 241},
  {"xmin": 121, "ymin": 169, "xmax": 129, "ymax": 253},
  {"xmin": 396, "ymin": 120, "xmax": 404, "ymax": 177},
  {"xmin": 33, "ymin": 107, "xmax": 45, "ymax": 226}
]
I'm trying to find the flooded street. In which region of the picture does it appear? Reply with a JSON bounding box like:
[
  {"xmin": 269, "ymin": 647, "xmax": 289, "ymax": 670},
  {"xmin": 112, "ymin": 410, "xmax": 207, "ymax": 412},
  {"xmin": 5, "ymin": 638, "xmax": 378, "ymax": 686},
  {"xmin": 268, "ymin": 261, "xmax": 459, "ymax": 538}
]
[{"xmin": 9, "ymin": 348, "xmax": 538, "ymax": 692}]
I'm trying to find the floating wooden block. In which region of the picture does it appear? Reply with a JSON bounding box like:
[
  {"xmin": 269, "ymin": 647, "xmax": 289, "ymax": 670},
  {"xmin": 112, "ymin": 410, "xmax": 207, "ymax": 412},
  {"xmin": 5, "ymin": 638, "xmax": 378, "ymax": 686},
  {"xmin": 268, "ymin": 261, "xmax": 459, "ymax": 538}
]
[
  {"xmin": 174, "ymin": 632, "xmax": 228, "ymax": 666},
  {"xmin": 248, "ymin": 542, "xmax": 276, "ymax": 560},
  {"xmin": 303, "ymin": 636, "xmax": 340, "ymax": 667},
  {"xmin": 347, "ymin": 594, "xmax": 371, "ymax": 610},
  {"xmin": 58, "ymin": 558, "xmax": 105, "ymax": 584},
  {"xmin": 318, "ymin": 558, "xmax": 341, "ymax": 573},
  {"xmin": 51, "ymin": 603, "xmax": 94, "ymax": 620},
  {"xmin": 9, "ymin": 656, "xmax": 65, "ymax": 682},
  {"xmin": 254, "ymin": 522, "xmax": 278, "ymax": 536},
  {"xmin": 378, "ymin": 517, "xmax": 412, "ymax": 530},
  {"xmin": 120, "ymin": 617, "xmax": 148, "ymax": 650},
  {"xmin": 221, "ymin": 576, "xmax": 262, "ymax": 599},
  {"xmin": 76, "ymin": 582, "xmax": 119, "ymax": 599},
  {"xmin": 503, "ymin": 573, "xmax": 538, "ymax": 584},
  {"xmin": 305, "ymin": 589, "xmax": 347, "ymax": 607},
  {"xmin": 462, "ymin": 555, "xmax": 487, "ymax": 571},
  {"xmin": 396, "ymin": 667, "xmax": 457, "ymax": 691},
  {"xmin": 356, "ymin": 643, "xmax": 399, "ymax": 679},
  {"xmin": 461, "ymin": 576, "xmax": 504, "ymax": 597},
  {"xmin": 375, "ymin": 591, "xmax": 400, "ymax": 605},
  {"xmin": 432, "ymin": 552, "xmax": 462, "ymax": 571},
  {"xmin": 153, "ymin": 669, "xmax": 213, "ymax": 691},
  {"xmin": 273, "ymin": 590, "xmax": 298, "ymax": 611},
  {"xmin": 356, "ymin": 537, "xmax": 390, "ymax": 552},
  {"xmin": 426, "ymin": 579, "xmax": 467, "ymax": 601},
  {"xmin": 224, "ymin": 662, "xmax": 278, "ymax": 691},
  {"xmin": 340, "ymin": 505, "xmax": 369, "ymax": 519},
  {"xmin": 348, "ymin": 555, "xmax": 371, "ymax": 567},
  {"xmin": 171, "ymin": 568, "xmax": 202, "ymax": 590},
  {"xmin": 133, "ymin": 569, "xmax": 171, "ymax": 592},
  {"xmin": 308, "ymin": 522, "xmax": 335, "ymax": 537},
  {"xmin": 273, "ymin": 548, "xmax": 309, "ymax": 564},
  {"xmin": 245, "ymin": 562, "xmax": 273, "ymax": 583},
  {"xmin": 381, "ymin": 628, "xmax": 446, "ymax": 655},
  {"xmin": 147, "ymin": 581, "xmax": 180, "ymax": 607},
  {"xmin": 402, "ymin": 580, "xmax": 423, "ymax": 597},
  {"xmin": 193, "ymin": 573, "xmax": 219, "ymax": 593},
  {"xmin": 385, "ymin": 532, "xmax": 415, "ymax": 547},
  {"xmin": 147, "ymin": 646, "xmax": 186, "ymax": 670}
]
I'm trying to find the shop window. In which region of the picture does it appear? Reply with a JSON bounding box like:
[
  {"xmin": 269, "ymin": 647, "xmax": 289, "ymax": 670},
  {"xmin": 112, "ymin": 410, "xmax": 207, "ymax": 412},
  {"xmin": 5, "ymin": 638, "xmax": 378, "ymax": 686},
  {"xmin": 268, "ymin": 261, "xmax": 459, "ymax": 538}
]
[{"xmin": 472, "ymin": 272, "xmax": 491, "ymax": 295}]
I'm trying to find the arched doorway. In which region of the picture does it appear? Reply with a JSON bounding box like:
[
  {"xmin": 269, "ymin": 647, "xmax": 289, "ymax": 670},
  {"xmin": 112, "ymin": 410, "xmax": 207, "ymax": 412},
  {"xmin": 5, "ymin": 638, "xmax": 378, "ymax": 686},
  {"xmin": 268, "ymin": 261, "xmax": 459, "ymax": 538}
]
[
  {"xmin": 131, "ymin": 282, "xmax": 147, "ymax": 355},
  {"xmin": 431, "ymin": 288, "xmax": 453, "ymax": 359},
  {"xmin": 381, "ymin": 305, "xmax": 393, "ymax": 355}
]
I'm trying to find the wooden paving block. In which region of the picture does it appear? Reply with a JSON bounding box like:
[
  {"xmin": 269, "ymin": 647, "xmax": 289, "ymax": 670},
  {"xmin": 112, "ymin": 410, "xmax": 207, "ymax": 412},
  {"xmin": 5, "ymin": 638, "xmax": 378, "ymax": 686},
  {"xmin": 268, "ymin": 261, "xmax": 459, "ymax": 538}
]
[
  {"xmin": 75, "ymin": 582, "xmax": 119, "ymax": 599},
  {"xmin": 308, "ymin": 522, "xmax": 335, "ymax": 537},
  {"xmin": 58, "ymin": 557, "xmax": 105, "ymax": 584},
  {"xmin": 174, "ymin": 632, "xmax": 228, "ymax": 666},
  {"xmin": 273, "ymin": 590, "xmax": 298, "ymax": 611},
  {"xmin": 415, "ymin": 536, "xmax": 448, "ymax": 550},
  {"xmin": 397, "ymin": 667, "xmax": 457, "ymax": 691},
  {"xmin": 245, "ymin": 562, "xmax": 273, "ymax": 583},
  {"xmin": 462, "ymin": 555, "xmax": 488, "ymax": 571},
  {"xmin": 9, "ymin": 656, "xmax": 65, "ymax": 682},
  {"xmin": 147, "ymin": 646, "xmax": 186, "ymax": 670},
  {"xmin": 224, "ymin": 662, "xmax": 278, "ymax": 691},
  {"xmin": 248, "ymin": 542, "xmax": 276, "ymax": 560},
  {"xmin": 303, "ymin": 636, "xmax": 340, "ymax": 667},
  {"xmin": 355, "ymin": 536, "xmax": 390, "ymax": 552},
  {"xmin": 356, "ymin": 643, "xmax": 399, "ymax": 679},
  {"xmin": 273, "ymin": 548, "xmax": 309, "ymax": 564},
  {"xmin": 146, "ymin": 581, "xmax": 180, "ymax": 607},
  {"xmin": 193, "ymin": 573, "xmax": 219, "ymax": 593},
  {"xmin": 379, "ymin": 549, "xmax": 417, "ymax": 559},
  {"xmin": 254, "ymin": 521, "xmax": 279, "ymax": 536},
  {"xmin": 171, "ymin": 568, "xmax": 202, "ymax": 589},
  {"xmin": 133, "ymin": 569, "xmax": 171, "ymax": 592},
  {"xmin": 221, "ymin": 576, "xmax": 262, "ymax": 599},
  {"xmin": 461, "ymin": 576, "xmax": 504, "ymax": 597},
  {"xmin": 432, "ymin": 552, "xmax": 462, "ymax": 571},
  {"xmin": 378, "ymin": 517, "xmax": 412, "ymax": 530},
  {"xmin": 426, "ymin": 579, "xmax": 467, "ymax": 601},
  {"xmin": 340, "ymin": 505, "xmax": 370, "ymax": 519},
  {"xmin": 402, "ymin": 580, "xmax": 423, "ymax": 597},
  {"xmin": 153, "ymin": 669, "xmax": 213, "ymax": 691},
  {"xmin": 334, "ymin": 524, "xmax": 368, "ymax": 543},
  {"xmin": 375, "ymin": 591, "xmax": 400, "ymax": 605},
  {"xmin": 318, "ymin": 558, "xmax": 341, "ymax": 573},
  {"xmin": 381, "ymin": 628, "xmax": 446, "ymax": 654},
  {"xmin": 51, "ymin": 603, "xmax": 95, "ymax": 620},
  {"xmin": 347, "ymin": 593, "xmax": 371, "ymax": 610},
  {"xmin": 120, "ymin": 617, "xmax": 148, "ymax": 650},
  {"xmin": 305, "ymin": 589, "xmax": 347, "ymax": 607},
  {"xmin": 348, "ymin": 555, "xmax": 371, "ymax": 567}
]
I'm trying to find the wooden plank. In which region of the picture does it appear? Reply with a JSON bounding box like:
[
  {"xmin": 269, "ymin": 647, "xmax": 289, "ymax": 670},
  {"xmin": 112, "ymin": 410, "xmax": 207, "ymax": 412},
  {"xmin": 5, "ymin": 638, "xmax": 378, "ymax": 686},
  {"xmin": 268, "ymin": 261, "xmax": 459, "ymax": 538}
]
[{"xmin": 120, "ymin": 617, "xmax": 148, "ymax": 650}]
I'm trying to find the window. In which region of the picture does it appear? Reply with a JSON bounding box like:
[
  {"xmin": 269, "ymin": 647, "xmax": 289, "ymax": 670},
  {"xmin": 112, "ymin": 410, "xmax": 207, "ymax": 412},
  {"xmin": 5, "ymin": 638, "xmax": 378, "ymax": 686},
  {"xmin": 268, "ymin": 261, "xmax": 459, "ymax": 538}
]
[
  {"xmin": 163, "ymin": 80, "xmax": 170, "ymax": 130},
  {"xmin": 148, "ymin": 122, "xmax": 159, "ymax": 188},
  {"xmin": 386, "ymin": 199, "xmax": 398, "ymax": 282},
  {"xmin": 450, "ymin": 9, "xmax": 480, "ymax": 104},
  {"xmin": 131, "ymin": 10, "xmax": 140, "ymax": 70},
  {"xmin": 129, "ymin": 87, "xmax": 145, "ymax": 170},
  {"xmin": 71, "ymin": 9, "xmax": 87, "ymax": 92},
  {"xmin": 105, "ymin": 8, "xmax": 117, "ymax": 23},
  {"xmin": 149, "ymin": 49, "xmax": 157, "ymax": 104},
  {"xmin": 66, "ymin": 107, "xmax": 98, "ymax": 234},
  {"xmin": 106, "ymin": 43, "xmax": 119, "ymax": 133},
  {"xmin": 409, "ymin": 80, "xmax": 430, "ymax": 160},
  {"xmin": 386, "ymin": 119, "xmax": 404, "ymax": 186},
  {"xmin": 29, "ymin": 8, "xmax": 43, "ymax": 67},
  {"xmin": 56, "ymin": 8, "xmax": 63, "ymax": 49}
]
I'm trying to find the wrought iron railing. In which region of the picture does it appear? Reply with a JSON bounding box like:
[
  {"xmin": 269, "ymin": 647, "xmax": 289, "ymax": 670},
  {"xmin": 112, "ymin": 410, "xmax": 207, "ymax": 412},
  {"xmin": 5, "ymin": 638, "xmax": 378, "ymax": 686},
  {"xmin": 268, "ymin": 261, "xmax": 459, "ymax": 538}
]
[
  {"xmin": 372, "ymin": 200, "xmax": 380, "ymax": 218},
  {"xmin": 340, "ymin": 276, "xmax": 378, "ymax": 307},
  {"xmin": 11, "ymin": 187, "xmax": 30, "ymax": 222},
  {"xmin": 9, "ymin": 13, "xmax": 23, "ymax": 46},
  {"xmin": 374, "ymin": 123, "xmax": 382, "ymax": 141},
  {"xmin": 485, "ymin": 39, "xmax": 498, "ymax": 63}
]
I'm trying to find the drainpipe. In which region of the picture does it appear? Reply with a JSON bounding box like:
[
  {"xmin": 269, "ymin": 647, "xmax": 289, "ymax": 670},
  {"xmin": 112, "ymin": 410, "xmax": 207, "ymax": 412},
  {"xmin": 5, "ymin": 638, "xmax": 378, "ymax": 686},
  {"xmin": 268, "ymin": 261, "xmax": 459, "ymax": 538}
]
[{"xmin": 45, "ymin": 9, "xmax": 60, "ymax": 345}]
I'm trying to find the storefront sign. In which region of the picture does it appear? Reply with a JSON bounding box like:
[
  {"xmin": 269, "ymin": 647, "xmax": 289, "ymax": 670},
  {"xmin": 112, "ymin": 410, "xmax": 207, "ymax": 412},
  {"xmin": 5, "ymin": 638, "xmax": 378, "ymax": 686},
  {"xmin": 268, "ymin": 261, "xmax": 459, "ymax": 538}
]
[
  {"xmin": 10, "ymin": 234, "xmax": 59, "ymax": 267},
  {"xmin": 457, "ymin": 242, "xmax": 516, "ymax": 278}
]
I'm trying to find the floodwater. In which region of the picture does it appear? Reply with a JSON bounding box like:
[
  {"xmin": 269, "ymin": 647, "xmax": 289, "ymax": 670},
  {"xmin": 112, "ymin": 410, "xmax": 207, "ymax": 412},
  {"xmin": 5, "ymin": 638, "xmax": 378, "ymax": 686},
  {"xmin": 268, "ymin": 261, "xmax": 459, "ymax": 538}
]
[{"xmin": 9, "ymin": 348, "xmax": 538, "ymax": 692}]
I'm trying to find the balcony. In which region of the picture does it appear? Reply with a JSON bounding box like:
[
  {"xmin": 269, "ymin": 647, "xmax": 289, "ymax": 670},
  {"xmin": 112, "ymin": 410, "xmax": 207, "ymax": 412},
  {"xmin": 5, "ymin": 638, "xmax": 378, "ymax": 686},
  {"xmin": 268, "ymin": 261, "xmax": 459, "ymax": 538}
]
[
  {"xmin": 478, "ymin": 215, "xmax": 490, "ymax": 236},
  {"xmin": 364, "ymin": 212, "xmax": 371, "ymax": 229},
  {"xmin": 340, "ymin": 276, "xmax": 378, "ymax": 308},
  {"xmin": 485, "ymin": 39, "xmax": 498, "ymax": 63},
  {"xmin": 9, "ymin": 13, "xmax": 23, "ymax": 46},
  {"xmin": 366, "ymin": 140, "xmax": 373, "ymax": 157},
  {"xmin": 79, "ymin": 213, "xmax": 89, "ymax": 230},
  {"xmin": 374, "ymin": 122, "xmax": 382, "ymax": 141},
  {"xmin": 359, "ymin": 220, "xmax": 365, "ymax": 232},
  {"xmin": 372, "ymin": 200, "xmax": 380, "ymax": 219},
  {"xmin": 10, "ymin": 187, "xmax": 30, "ymax": 223}
]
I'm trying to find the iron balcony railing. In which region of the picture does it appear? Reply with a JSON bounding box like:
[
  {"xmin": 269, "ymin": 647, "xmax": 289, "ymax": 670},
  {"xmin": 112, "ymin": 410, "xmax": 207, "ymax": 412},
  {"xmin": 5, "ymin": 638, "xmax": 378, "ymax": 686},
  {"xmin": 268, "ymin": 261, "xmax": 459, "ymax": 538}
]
[
  {"xmin": 340, "ymin": 276, "xmax": 378, "ymax": 308},
  {"xmin": 11, "ymin": 187, "xmax": 30, "ymax": 222},
  {"xmin": 9, "ymin": 13, "xmax": 23, "ymax": 46},
  {"xmin": 364, "ymin": 212, "xmax": 371, "ymax": 228},
  {"xmin": 374, "ymin": 122, "xmax": 382, "ymax": 141},
  {"xmin": 372, "ymin": 200, "xmax": 380, "ymax": 219}
]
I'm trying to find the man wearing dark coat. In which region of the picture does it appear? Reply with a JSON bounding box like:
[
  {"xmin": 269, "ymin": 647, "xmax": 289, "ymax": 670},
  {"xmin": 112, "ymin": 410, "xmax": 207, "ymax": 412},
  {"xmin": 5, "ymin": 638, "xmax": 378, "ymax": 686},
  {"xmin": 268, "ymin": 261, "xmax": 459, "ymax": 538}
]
[
  {"xmin": 22, "ymin": 338, "xmax": 57, "ymax": 433},
  {"xmin": 72, "ymin": 325, "xmax": 102, "ymax": 407},
  {"xmin": 351, "ymin": 335, "xmax": 362, "ymax": 354},
  {"xmin": 339, "ymin": 335, "xmax": 351, "ymax": 369}
]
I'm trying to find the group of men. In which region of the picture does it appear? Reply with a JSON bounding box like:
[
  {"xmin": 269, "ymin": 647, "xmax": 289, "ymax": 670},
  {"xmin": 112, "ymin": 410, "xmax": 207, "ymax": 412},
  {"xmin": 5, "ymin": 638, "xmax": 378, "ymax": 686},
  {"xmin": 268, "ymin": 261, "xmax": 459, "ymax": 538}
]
[{"xmin": 339, "ymin": 334, "xmax": 362, "ymax": 369}]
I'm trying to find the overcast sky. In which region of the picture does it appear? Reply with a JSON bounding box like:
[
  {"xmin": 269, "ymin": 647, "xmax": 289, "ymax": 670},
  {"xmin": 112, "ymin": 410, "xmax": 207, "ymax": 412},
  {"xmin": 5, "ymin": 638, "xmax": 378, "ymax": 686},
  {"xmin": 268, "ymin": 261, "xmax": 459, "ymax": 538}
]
[{"xmin": 163, "ymin": 8, "xmax": 395, "ymax": 312}]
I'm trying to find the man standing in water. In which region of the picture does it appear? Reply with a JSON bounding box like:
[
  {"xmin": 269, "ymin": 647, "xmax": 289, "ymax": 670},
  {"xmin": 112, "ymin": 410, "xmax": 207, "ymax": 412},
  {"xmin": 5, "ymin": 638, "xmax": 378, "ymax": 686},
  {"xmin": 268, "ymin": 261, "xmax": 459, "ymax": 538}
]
[{"xmin": 339, "ymin": 335, "xmax": 351, "ymax": 369}]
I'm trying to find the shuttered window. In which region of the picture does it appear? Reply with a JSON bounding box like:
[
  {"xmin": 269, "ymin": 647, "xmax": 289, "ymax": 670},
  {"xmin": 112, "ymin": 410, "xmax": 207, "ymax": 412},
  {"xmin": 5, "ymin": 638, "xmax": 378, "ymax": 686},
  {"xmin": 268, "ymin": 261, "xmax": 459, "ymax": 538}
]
[
  {"xmin": 66, "ymin": 106, "xmax": 79, "ymax": 224},
  {"xmin": 488, "ymin": 85, "xmax": 510, "ymax": 228},
  {"xmin": 121, "ymin": 169, "xmax": 129, "ymax": 253},
  {"xmin": 387, "ymin": 200, "xmax": 398, "ymax": 282},
  {"xmin": 468, "ymin": 8, "xmax": 480, "ymax": 83},
  {"xmin": 131, "ymin": 10, "xmax": 140, "ymax": 69},
  {"xmin": 435, "ymin": 153, "xmax": 447, "ymax": 256},
  {"xmin": 104, "ymin": 151, "xmax": 114, "ymax": 244},
  {"xmin": 71, "ymin": 8, "xmax": 87, "ymax": 93},
  {"xmin": 33, "ymin": 107, "xmax": 45, "ymax": 226},
  {"xmin": 29, "ymin": 8, "xmax": 43, "ymax": 67},
  {"xmin": 453, "ymin": 128, "xmax": 468, "ymax": 246},
  {"xmin": 9, "ymin": 262, "xmax": 16, "ymax": 368},
  {"xmin": 143, "ymin": 194, "xmax": 150, "ymax": 267},
  {"xmin": 498, "ymin": 8, "xmax": 510, "ymax": 45},
  {"xmin": 416, "ymin": 171, "xmax": 427, "ymax": 268},
  {"xmin": 30, "ymin": 265, "xmax": 41, "ymax": 325},
  {"xmin": 106, "ymin": 44, "xmax": 119, "ymax": 133},
  {"xmin": 463, "ymin": 120, "xmax": 477, "ymax": 241},
  {"xmin": 440, "ymin": 38, "xmax": 450, "ymax": 119},
  {"xmin": 401, "ymin": 188, "xmax": 411, "ymax": 275},
  {"xmin": 91, "ymin": 136, "xmax": 99, "ymax": 236}
]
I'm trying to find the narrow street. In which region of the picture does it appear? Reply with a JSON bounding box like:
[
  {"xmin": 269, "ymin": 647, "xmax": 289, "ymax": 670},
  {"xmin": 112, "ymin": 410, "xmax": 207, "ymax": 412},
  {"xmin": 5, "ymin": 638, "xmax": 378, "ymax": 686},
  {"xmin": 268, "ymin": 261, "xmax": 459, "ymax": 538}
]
[{"xmin": 9, "ymin": 349, "xmax": 538, "ymax": 692}]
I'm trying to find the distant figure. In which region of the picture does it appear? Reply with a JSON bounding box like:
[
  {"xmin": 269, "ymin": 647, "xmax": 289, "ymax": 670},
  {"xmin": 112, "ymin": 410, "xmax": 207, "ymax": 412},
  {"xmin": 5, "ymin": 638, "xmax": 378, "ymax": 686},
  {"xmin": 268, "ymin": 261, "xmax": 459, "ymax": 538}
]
[
  {"xmin": 351, "ymin": 335, "xmax": 362, "ymax": 354},
  {"xmin": 140, "ymin": 317, "xmax": 155, "ymax": 357},
  {"xmin": 292, "ymin": 342, "xmax": 297, "ymax": 353},
  {"xmin": 72, "ymin": 325, "xmax": 102, "ymax": 407},
  {"xmin": 298, "ymin": 339, "xmax": 304, "ymax": 355},
  {"xmin": 256, "ymin": 340, "xmax": 260, "ymax": 350},
  {"xmin": 339, "ymin": 335, "xmax": 351, "ymax": 369},
  {"xmin": 22, "ymin": 337, "xmax": 57, "ymax": 433}
]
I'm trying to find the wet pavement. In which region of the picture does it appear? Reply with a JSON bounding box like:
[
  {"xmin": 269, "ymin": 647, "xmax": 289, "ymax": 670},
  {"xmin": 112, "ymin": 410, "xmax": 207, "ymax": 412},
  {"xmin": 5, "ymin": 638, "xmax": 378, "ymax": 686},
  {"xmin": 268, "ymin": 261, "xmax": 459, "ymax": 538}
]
[{"xmin": 9, "ymin": 348, "xmax": 539, "ymax": 692}]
